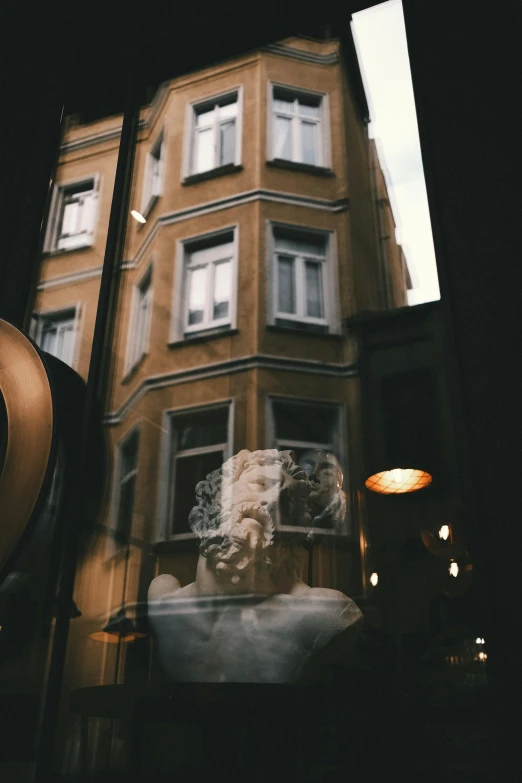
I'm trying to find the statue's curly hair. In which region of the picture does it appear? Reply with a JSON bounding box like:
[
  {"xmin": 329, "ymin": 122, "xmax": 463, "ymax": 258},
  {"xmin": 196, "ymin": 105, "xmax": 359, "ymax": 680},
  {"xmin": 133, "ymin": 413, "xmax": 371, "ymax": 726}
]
[{"xmin": 187, "ymin": 449, "xmax": 312, "ymax": 580}]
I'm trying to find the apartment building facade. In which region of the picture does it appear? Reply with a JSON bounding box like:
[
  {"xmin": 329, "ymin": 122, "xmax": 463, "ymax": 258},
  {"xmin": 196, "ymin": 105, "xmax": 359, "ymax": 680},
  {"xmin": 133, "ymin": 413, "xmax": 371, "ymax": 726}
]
[{"xmin": 28, "ymin": 37, "xmax": 408, "ymax": 751}]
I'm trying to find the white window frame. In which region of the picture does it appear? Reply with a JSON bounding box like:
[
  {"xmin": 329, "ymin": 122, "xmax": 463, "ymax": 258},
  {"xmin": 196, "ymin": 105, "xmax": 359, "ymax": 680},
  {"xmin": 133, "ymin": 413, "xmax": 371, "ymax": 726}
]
[
  {"xmin": 170, "ymin": 225, "xmax": 239, "ymax": 342},
  {"xmin": 266, "ymin": 221, "xmax": 340, "ymax": 333},
  {"xmin": 43, "ymin": 174, "xmax": 100, "ymax": 253},
  {"xmin": 140, "ymin": 130, "xmax": 165, "ymax": 218},
  {"xmin": 30, "ymin": 304, "xmax": 83, "ymax": 369},
  {"xmin": 182, "ymin": 86, "xmax": 243, "ymax": 179},
  {"xmin": 267, "ymin": 82, "xmax": 331, "ymax": 168},
  {"xmin": 155, "ymin": 400, "xmax": 234, "ymax": 541},
  {"xmin": 124, "ymin": 263, "xmax": 154, "ymax": 376},
  {"xmin": 266, "ymin": 395, "xmax": 350, "ymax": 537}
]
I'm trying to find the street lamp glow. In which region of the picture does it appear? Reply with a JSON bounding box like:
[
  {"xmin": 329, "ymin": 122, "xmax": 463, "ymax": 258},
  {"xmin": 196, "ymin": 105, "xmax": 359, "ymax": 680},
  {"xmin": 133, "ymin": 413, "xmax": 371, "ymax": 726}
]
[
  {"xmin": 449, "ymin": 561, "xmax": 459, "ymax": 578},
  {"xmin": 438, "ymin": 524, "xmax": 450, "ymax": 541},
  {"xmin": 130, "ymin": 210, "xmax": 146, "ymax": 224}
]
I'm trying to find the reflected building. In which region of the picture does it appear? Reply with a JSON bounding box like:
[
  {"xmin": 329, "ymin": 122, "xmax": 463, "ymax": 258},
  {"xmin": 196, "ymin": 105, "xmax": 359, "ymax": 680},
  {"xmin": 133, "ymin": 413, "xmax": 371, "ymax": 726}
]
[{"xmin": 30, "ymin": 33, "xmax": 409, "ymax": 722}]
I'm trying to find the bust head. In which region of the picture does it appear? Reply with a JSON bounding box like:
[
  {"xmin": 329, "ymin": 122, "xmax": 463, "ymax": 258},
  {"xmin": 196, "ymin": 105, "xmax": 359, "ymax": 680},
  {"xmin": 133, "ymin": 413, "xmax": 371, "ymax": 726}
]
[
  {"xmin": 188, "ymin": 449, "xmax": 311, "ymax": 586},
  {"xmin": 299, "ymin": 449, "xmax": 346, "ymax": 531}
]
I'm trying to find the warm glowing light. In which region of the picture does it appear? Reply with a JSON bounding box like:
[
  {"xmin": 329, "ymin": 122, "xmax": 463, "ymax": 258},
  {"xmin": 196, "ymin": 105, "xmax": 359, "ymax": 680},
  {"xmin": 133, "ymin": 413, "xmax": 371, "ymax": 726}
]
[
  {"xmin": 476, "ymin": 637, "xmax": 485, "ymax": 645},
  {"xmin": 478, "ymin": 651, "xmax": 487, "ymax": 662},
  {"xmin": 130, "ymin": 209, "xmax": 146, "ymax": 224},
  {"xmin": 449, "ymin": 561, "xmax": 459, "ymax": 578},
  {"xmin": 365, "ymin": 468, "xmax": 432, "ymax": 494},
  {"xmin": 438, "ymin": 525, "xmax": 450, "ymax": 541},
  {"xmin": 370, "ymin": 572, "xmax": 379, "ymax": 587}
]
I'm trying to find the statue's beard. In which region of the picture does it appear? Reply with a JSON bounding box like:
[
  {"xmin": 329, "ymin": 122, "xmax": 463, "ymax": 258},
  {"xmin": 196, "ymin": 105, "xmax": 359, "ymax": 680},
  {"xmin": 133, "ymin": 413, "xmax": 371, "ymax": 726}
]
[{"xmin": 201, "ymin": 501, "xmax": 283, "ymax": 584}]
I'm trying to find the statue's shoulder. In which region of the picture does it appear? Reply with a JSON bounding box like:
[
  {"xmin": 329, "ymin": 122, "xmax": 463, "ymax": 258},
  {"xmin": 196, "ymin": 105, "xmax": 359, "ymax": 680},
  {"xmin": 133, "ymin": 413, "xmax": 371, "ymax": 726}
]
[{"xmin": 148, "ymin": 574, "xmax": 197, "ymax": 602}]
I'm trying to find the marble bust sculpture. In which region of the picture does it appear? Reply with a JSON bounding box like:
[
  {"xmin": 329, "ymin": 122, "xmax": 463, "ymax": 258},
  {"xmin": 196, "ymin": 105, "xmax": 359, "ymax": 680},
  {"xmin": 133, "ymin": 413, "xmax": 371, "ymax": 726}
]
[
  {"xmin": 300, "ymin": 449, "xmax": 347, "ymax": 532},
  {"xmin": 148, "ymin": 449, "xmax": 362, "ymax": 683}
]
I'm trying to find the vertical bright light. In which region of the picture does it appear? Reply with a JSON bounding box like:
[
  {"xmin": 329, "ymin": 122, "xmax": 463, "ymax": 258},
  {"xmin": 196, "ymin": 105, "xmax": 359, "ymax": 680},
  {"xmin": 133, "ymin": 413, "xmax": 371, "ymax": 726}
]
[
  {"xmin": 449, "ymin": 561, "xmax": 459, "ymax": 578},
  {"xmin": 370, "ymin": 572, "xmax": 379, "ymax": 586},
  {"xmin": 351, "ymin": 1, "xmax": 440, "ymax": 305},
  {"xmin": 438, "ymin": 524, "xmax": 450, "ymax": 541}
]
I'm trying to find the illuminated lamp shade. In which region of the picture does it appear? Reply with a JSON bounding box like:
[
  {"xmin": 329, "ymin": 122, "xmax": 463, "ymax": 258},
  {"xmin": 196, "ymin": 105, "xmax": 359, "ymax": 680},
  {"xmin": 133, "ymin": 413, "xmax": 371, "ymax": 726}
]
[
  {"xmin": 90, "ymin": 608, "xmax": 147, "ymax": 644},
  {"xmin": 365, "ymin": 467, "xmax": 432, "ymax": 495}
]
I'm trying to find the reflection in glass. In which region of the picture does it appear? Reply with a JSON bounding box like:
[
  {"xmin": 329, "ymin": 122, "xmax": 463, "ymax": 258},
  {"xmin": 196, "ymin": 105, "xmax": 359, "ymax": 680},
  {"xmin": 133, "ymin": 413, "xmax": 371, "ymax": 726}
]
[
  {"xmin": 277, "ymin": 255, "xmax": 295, "ymax": 314},
  {"xmin": 213, "ymin": 260, "xmax": 231, "ymax": 320},
  {"xmin": 274, "ymin": 115, "xmax": 292, "ymax": 159},
  {"xmin": 305, "ymin": 260, "xmax": 323, "ymax": 318},
  {"xmin": 187, "ymin": 267, "xmax": 207, "ymax": 325}
]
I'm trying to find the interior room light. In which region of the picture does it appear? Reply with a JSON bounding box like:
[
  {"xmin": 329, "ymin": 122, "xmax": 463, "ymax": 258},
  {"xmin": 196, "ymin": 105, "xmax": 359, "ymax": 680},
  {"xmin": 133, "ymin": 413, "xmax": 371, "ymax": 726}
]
[
  {"xmin": 477, "ymin": 651, "xmax": 487, "ymax": 662},
  {"xmin": 365, "ymin": 467, "xmax": 432, "ymax": 494},
  {"xmin": 90, "ymin": 608, "xmax": 147, "ymax": 644},
  {"xmin": 449, "ymin": 561, "xmax": 459, "ymax": 578},
  {"xmin": 438, "ymin": 524, "xmax": 450, "ymax": 541},
  {"xmin": 370, "ymin": 572, "xmax": 379, "ymax": 587},
  {"xmin": 130, "ymin": 209, "xmax": 146, "ymax": 224}
]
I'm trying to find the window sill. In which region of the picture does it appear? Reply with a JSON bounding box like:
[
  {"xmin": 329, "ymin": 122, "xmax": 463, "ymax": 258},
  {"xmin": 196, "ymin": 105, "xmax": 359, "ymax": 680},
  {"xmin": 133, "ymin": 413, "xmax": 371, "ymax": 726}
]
[
  {"xmin": 44, "ymin": 242, "xmax": 94, "ymax": 257},
  {"xmin": 268, "ymin": 321, "xmax": 341, "ymax": 338},
  {"xmin": 182, "ymin": 163, "xmax": 243, "ymax": 186},
  {"xmin": 266, "ymin": 159, "xmax": 334, "ymax": 177},
  {"xmin": 169, "ymin": 326, "xmax": 238, "ymax": 348}
]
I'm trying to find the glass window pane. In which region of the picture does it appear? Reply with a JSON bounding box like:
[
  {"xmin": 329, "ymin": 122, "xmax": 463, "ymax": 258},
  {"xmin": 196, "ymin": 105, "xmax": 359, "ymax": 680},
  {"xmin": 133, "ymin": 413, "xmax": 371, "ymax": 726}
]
[
  {"xmin": 187, "ymin": 266, "xmax": 207, "ymax": 325},
  {"xmin": 274, "ymin": 234, "xmax": 325, "ymax": 257},
  {"xmin": 172, "ymin": 450, "xmax": 224, "ymax": 534},
  {"xmin": 219, "ymin": 119, "xmax": 235, "ymax": 166},
  {"xmin": 274, "ymin": 116, "xmax": 292, "ymax": 159},
  {"xmin": 277, "ymin": 256, "xmax": 295, "ymax": 314},
  {"xmin": 298, "ymin": 98, "xmax": 320, "ymax": 118},
  {"xmin": 116, "ymin": 475, "xmax": 136, "ymax": 542},
  {"xmin": 177, "ymin": 408, "xmax": 229, "ymax": 450},
  {"xmin": 301, "ymin": 121, "xmax": 317, "ymax": 165},
  {"xmin": 56, "ymin": 323, "xmax": 74, "ymax": 363},
  {"xmin": 213, "ymin": 260, "xmax": 231, "ymax": 320},
  {"xmin": 218, "ymin": 100, "xmax": 237, "ymax": 120},
  {"xmin": 274, "ymin": 402, "xmax": 336, "ymax": 444},
  {"xmin": 194, "ymin": 127, "xmax": 214, "ymax": 172},
  {"xmin": 41, "ymin": 325, "xmax": 57, "ymax": 354},
  {"xmin": 61, "ymin": 200, "xmax": 79, "ymax": 235},
  {"xmin": 273, "ymin": 96, "xmax": 294, "ymax": 114},
  {"xmin": 305, "ymin": 261, "xmax": 324, "ymax": 318},
  {"xmin": 195, "ymin": 107, "xmax": 215, "ymax": 127}
]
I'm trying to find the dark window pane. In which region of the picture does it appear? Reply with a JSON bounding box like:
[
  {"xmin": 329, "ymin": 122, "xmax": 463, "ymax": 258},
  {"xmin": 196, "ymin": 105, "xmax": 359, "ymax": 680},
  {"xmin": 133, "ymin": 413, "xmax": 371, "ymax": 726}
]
[
  {"xmin": 172, "ymin": 450, "xmax": 224, "ymax": 534},
  {"xmin": 277, "ymin": 256, "xmax": 295, "ymax": 314},
  {"xmin": 177, "ymin": 408, "xmax": 228, "ymax": 450},
  {"xmin": 305, "ymin": 261, "xmax": 323, "ymax": 318},
  {"xmin": 219, "ymin": 119, "xmax": 235, "ymax": 165},
  {"xmin": 274, "ymin": 403, "xmax": 336, "ymax": 444}
]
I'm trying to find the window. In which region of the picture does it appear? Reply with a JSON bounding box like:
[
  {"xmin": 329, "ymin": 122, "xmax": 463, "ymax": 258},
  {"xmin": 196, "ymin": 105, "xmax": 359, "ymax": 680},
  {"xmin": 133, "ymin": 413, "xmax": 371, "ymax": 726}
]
[
  {"xmin": 172, "ymin": 229, "xmax": 237, "ymax": 340},
  {"xmin": 186, "ymin": 91, "xmax": 240, "ymax": 176},
  {"xmin": 45, "ymin": 176, "xmax": 99, "ymax": 252},
  {"xmin": 270, "ymin": 86, "xmax": 327, "ymax": 167},
  {"xmin": 115, "ymin": 428, "xmax": 139, "ymax": 544},
  {"xmin": 167, "ymin": 405, "xmax": 231, "ymax": 536},
  {"xmin": 32, "ymin": 307, "xmax": 78, "ymax": 367},
  {"xmin": 125, "ymin": 266, "xmax": 153, "ymax": 374},
  {"xmin": 141, "ymin": 132, "xmax": 164, "ymax": 217},
  {"xmin": 269, "ymin": 226, "xmax": 337, "ymax": 331},
  {"xmin": 268, "ymin": 397, "xmax": 348, "ymax": 534}
]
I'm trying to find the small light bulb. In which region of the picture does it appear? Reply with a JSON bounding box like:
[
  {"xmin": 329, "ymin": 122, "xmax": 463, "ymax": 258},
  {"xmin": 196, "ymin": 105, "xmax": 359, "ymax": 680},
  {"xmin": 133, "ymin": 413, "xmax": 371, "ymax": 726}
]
[
  {"xmin": 439, "ymin": 525, "xmax": 450, "ymax": 541},
  {"xmin": 370, "ymin": 572, "xmax": 379, "ymax": 587},
  {"xmin": 449, "ymin": 561, "xmax": 459, "ymax": 578},
  {"xmin": 130, "ymin": 209, "xmax": 146, "ymax": 224},
  {"xmin": 476, "ymin": 637, "xmax": 485, "ymax": 645},
  {"xmin": 478, "ymin": 651, "xmax": 487, "ymax": 662}
]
